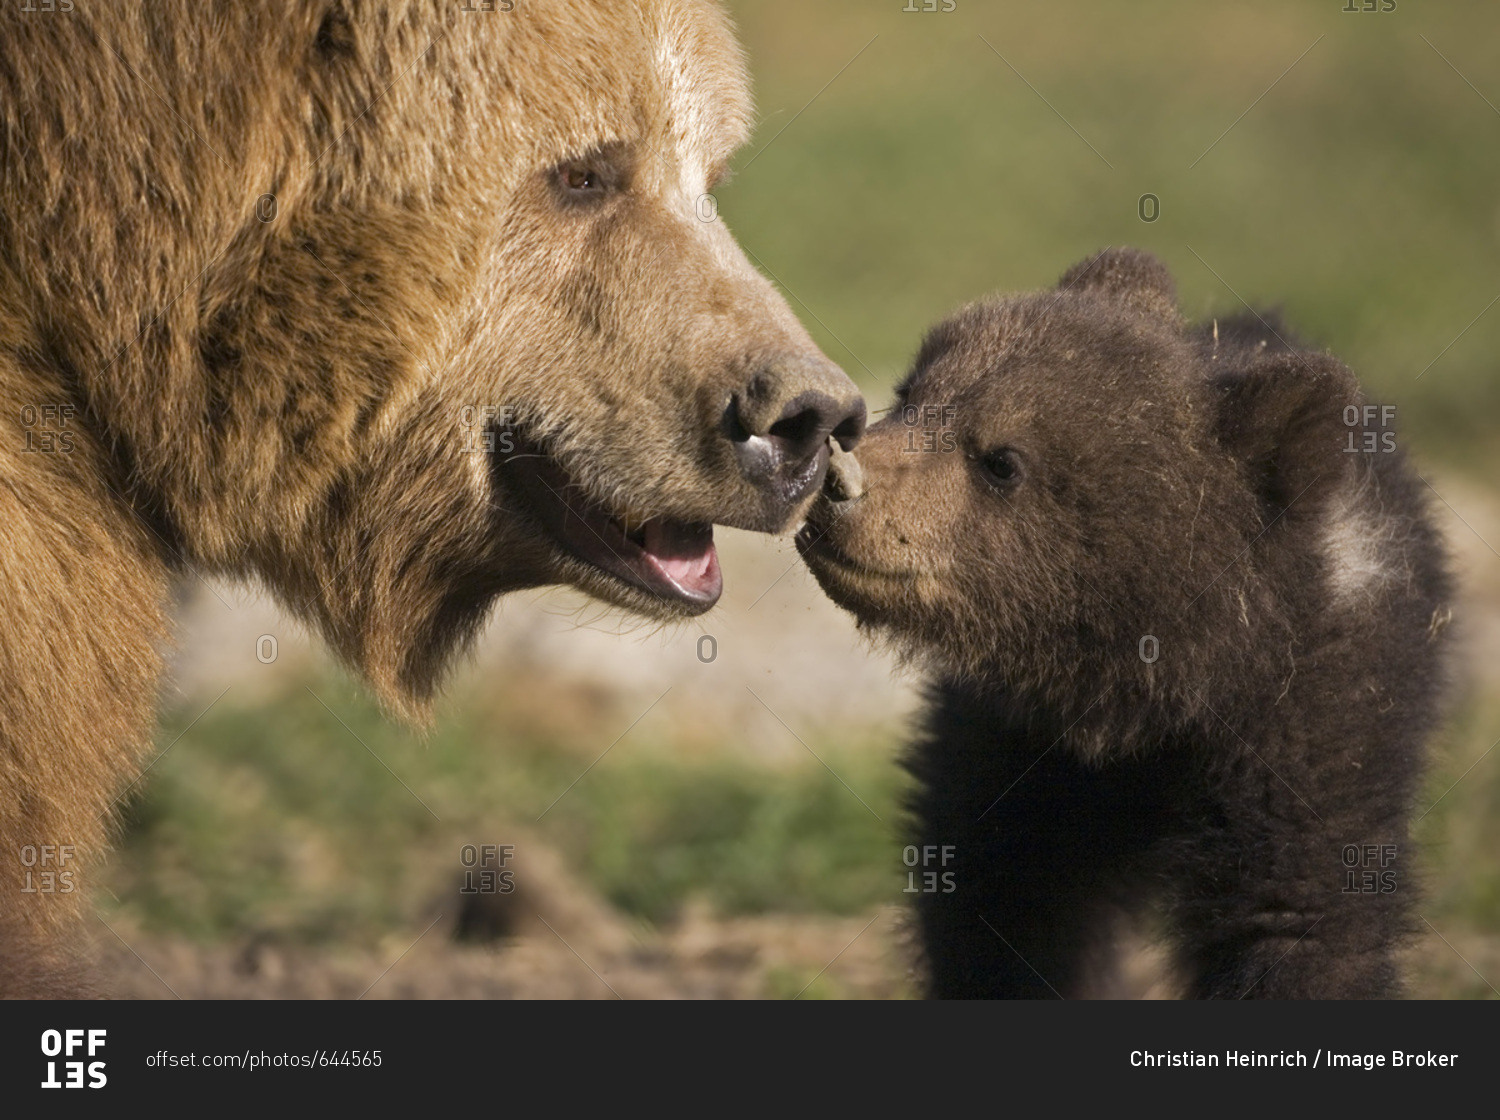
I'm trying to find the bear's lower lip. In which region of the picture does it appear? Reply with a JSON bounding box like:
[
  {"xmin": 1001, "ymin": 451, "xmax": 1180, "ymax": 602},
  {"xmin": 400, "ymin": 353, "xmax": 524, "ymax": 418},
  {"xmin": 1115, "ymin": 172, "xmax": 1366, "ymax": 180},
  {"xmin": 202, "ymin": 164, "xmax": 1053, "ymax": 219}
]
[{"xmin": 494, "ymin": 431, "xmax": 722, "ymax": 613}]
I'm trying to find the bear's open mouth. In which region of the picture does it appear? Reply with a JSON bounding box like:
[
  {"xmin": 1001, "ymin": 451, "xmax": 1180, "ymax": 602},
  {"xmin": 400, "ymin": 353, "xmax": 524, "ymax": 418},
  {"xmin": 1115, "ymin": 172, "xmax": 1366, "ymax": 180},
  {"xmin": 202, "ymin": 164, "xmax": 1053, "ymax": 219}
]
[{"xmin": 495, "ymin": 429, "xmax": 722, "ymax": 613}]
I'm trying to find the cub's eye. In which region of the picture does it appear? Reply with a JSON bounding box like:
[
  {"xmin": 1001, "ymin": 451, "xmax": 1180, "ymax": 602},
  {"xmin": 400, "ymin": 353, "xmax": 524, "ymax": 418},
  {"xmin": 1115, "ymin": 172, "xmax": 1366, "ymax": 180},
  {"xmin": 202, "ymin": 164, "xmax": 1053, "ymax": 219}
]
[
  {"xmin": 977, "ymin": 447, "xmax": 1024, "ymax": 490},
  {"xmin": 560, "ymin": 165, "xmax": 604, "ymax": 193}
]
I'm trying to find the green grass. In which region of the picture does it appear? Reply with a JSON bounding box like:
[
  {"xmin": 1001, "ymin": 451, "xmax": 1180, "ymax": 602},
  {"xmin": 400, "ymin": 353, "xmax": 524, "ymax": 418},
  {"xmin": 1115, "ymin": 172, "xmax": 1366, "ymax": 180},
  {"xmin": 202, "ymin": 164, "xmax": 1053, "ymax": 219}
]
[
  {"xmin": 1410, "ymin": 689, "xmax": 1500, "ymax": 998},
  {"xmin": 1415, "ymin": 691, "xmax": 1500, "ymax": 930},
  {"xmin": 105, "ymin": 675, "xmax": 907, "ymax": 941}
]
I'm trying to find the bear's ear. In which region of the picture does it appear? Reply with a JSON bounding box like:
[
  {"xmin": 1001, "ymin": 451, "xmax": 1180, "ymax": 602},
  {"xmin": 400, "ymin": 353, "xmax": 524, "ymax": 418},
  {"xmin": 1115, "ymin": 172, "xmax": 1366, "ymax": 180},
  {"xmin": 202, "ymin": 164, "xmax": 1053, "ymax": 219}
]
[
  {"xmin": 1058, "ymin": 248, "xmax": 1178, "ymax": 321},
  {"xmin": 1211, "ymin": 350, "xmax": 1360, "ymax": 516}
]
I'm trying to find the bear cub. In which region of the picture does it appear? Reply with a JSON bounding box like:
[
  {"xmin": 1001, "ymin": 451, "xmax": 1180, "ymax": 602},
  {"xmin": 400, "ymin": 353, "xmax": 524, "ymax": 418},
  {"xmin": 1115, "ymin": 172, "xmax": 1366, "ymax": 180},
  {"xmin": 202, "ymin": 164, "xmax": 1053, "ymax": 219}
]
[{"xmin": 798, "ymin": 249, "xmax": 1453, "ymax": 998}]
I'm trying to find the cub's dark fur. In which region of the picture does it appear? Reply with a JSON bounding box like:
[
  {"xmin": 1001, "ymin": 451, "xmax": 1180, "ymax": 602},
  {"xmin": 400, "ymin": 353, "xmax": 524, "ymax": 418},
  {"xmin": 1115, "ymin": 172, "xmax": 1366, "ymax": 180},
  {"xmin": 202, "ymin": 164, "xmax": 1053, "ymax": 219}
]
[{"xmin": 798, "ymin": 249, "xmax": 1453, "ymax": 998}]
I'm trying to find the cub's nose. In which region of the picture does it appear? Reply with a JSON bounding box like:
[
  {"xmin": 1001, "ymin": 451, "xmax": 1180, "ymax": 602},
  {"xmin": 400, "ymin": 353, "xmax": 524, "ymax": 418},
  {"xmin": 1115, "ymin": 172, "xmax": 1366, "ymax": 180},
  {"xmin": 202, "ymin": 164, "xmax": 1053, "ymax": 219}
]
[{"xmin": 728, "ymin": 358, "xmax": 866, "ymax": 506}]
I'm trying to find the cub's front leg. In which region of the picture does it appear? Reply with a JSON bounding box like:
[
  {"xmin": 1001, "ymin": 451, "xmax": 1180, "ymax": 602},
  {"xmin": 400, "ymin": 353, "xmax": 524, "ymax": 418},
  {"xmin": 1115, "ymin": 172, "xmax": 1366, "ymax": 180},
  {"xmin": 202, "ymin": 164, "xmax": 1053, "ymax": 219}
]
[{"xmin": 907, "ymin": 698, "xmax": 1171, "ymax": 999}]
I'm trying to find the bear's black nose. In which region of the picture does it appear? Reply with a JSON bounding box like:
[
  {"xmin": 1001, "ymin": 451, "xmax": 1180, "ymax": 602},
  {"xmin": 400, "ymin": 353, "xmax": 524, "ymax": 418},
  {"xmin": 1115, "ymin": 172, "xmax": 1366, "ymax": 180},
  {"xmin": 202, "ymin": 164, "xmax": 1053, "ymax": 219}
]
[{"xmin": 728, "ymin": 359, "xmax": 866, "ymax": 505}]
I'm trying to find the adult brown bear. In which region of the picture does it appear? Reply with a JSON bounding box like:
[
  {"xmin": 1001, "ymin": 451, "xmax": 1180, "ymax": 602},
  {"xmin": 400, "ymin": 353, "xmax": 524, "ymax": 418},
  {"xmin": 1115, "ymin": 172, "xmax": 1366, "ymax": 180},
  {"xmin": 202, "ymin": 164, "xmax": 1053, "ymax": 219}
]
[{"xmin": 0, "ymin": 1, "xmax": 863, "ymax": 995}]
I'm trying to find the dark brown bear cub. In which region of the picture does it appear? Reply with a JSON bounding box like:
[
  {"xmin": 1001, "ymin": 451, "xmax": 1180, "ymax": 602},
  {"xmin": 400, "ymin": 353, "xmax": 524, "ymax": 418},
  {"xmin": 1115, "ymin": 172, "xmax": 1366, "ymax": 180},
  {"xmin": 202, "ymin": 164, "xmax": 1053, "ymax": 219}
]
[{"xmin": 798, "ymin": 249, "xmax": 1453, "ymax": 999}]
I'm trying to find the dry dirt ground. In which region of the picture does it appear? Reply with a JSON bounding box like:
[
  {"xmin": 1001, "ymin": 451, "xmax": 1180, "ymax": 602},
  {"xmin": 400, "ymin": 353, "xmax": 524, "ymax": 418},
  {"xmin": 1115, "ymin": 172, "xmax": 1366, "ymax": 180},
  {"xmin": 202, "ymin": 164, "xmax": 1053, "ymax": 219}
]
[
  {"xmin": 96, "ymin": 839, "xmax": 918, "ymax": 1000},
  {"xmin": 94, "ymin": 866, "xmax": 1495, "ymax": 1000},
  {"xmin": 100, "ymin": 911, "xmax": 913, "ymax": 1001},
  {"xmin": 95, "ymin": 836, "xmax": 1190, "ymax": 1000}
]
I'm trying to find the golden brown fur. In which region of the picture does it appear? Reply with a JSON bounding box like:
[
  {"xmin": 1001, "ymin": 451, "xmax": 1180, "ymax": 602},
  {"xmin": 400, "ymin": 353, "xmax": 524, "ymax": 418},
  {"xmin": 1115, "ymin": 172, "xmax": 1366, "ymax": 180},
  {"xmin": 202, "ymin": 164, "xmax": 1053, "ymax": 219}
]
[{"xmin": 0, "ymin": 1, "xmax": 861, "ymax": 994}]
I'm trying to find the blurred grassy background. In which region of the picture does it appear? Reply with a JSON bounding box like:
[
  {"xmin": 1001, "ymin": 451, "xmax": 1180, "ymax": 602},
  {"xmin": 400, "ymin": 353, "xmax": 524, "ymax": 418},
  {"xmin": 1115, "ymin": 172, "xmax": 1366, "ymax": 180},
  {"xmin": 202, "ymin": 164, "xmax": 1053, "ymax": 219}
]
[
  {"xmin": 109, "ymin": 675, "xmax": 901, "ymax": 941},
  {"xmin": 101, "ymin": 0, "xmax": 1499, "ymax": 997},
  {"xmin": 722, "ymin": 0, "xmax": 1500, "ymax": 476}
]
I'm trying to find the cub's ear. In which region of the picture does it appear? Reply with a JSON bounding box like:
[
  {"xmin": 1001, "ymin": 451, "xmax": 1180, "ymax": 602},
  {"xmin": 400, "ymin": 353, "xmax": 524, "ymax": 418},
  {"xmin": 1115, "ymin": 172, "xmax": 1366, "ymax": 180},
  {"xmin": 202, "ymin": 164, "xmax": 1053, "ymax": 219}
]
[
  {"xmin": 1058, "ymin": 248, "xmax": 1178, "ymax": 321},
  {"xmin": 1212, "ymin": 350, "xmax": 1360, "ymax": 517}
]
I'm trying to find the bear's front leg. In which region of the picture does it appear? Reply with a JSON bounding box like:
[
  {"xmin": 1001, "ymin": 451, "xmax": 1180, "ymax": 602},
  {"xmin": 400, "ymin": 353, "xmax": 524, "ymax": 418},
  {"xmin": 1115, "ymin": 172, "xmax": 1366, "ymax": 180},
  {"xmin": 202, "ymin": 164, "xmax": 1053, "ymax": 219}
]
[
  {"xmin": 1175, "ymin": 889, "xmax": 1407, "ymax": 999},
  {"xmin": 910, "ymin": 729, "xmax": 1171, "ymax": 999},
  {"xmin": 0, "ymin": 401, "xmax": 173, "ymax": 996},
  {"xmin": 1168, "ymin": 757, "xmax": 1413, "ymax": 999}
]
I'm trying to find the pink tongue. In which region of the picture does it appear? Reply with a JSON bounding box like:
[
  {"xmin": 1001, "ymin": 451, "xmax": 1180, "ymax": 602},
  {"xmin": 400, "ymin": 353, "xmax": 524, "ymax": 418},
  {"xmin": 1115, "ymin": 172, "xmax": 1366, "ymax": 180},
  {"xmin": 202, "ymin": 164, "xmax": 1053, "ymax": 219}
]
[{"xmin": 642, "ymin": 520, "xmax": 719, "ymax": 592}]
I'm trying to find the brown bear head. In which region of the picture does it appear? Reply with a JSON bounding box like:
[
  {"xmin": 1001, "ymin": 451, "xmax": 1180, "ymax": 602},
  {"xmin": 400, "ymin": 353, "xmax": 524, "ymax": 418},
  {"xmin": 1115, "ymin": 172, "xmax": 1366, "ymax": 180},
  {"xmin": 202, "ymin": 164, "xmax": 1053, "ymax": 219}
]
[
  {"xmin": 1, "ymin": 1, "xmax": 863, "ymax": 719},
  {"xmin": 798, "ymin": 248, "xmax": 1366, "ymax": 750}
]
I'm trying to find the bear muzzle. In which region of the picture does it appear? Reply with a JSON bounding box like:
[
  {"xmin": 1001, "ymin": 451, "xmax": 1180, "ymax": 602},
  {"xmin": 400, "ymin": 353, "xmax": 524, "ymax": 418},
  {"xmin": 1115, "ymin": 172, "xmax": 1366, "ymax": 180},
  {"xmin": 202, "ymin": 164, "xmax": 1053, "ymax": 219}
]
[{"xmin": 723, "ymin": 356, "xmax": 867, "ymax": 523}]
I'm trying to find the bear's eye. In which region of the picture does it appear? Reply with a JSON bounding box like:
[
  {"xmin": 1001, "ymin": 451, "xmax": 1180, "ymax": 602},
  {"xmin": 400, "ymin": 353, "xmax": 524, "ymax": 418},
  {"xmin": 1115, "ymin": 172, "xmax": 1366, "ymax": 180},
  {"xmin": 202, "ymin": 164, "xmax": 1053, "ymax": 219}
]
[
  {"xmin": 549, "ymin": 143, "xmax": 630, "ymax": 207},
  {"xmin": 562, "ymin": 165, "xmax": 603, "ymax": 193},
  {"xmin": 977, "ymin": 447, "xmax": 1024, "ymax": 490}
]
